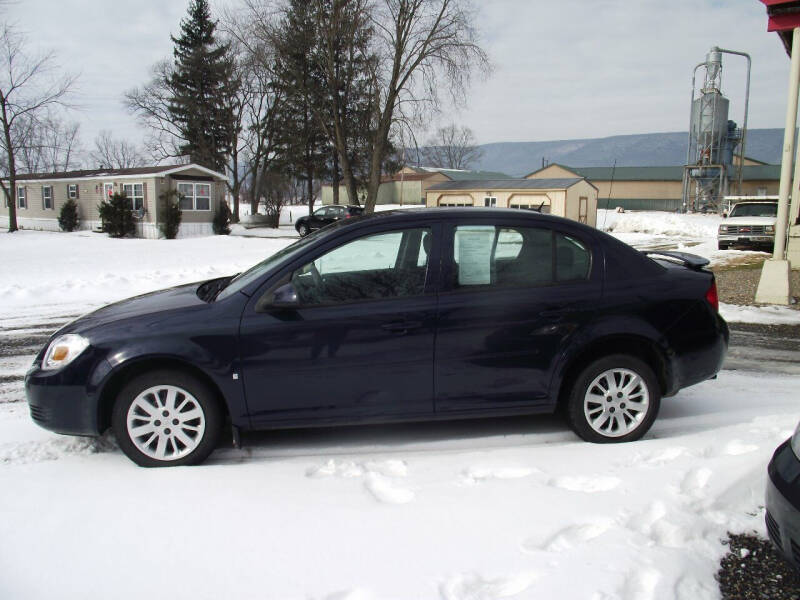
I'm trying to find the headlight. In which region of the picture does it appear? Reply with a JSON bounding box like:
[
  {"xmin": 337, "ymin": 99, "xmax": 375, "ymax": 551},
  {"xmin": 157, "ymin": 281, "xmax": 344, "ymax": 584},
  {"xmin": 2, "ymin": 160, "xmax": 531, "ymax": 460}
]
[
  {"xmin": 41, "ymin": 334, "xmax": 90, "ymax": 371},
  {"xmin": 792, "ymin": 422, "xmax": 800, "ymax": 460},
  {"xmin": 766, "ymin": 225, "xmax": 775, "ymax": 234},
  {"xmin": 719, "ymin": 225, "xmax": 729, "ymax": 233}
]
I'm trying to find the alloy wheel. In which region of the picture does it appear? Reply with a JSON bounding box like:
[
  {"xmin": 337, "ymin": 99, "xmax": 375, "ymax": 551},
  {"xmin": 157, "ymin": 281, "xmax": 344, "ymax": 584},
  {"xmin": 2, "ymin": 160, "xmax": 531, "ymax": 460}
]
[
  {"xmin": 583, "ymin": 368, "xmax": 650, "ymax": 438},
  {"xmin": 126, "ymin": 385, "xmax": 206, "ymax": 461}
]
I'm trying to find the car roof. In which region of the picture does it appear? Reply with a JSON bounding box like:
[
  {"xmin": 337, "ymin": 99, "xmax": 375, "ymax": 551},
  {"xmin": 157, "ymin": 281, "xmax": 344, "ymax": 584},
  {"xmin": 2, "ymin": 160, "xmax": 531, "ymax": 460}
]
[{"xmin": 309, "ymin": 207, "xmax": 587, "ymax": 239}]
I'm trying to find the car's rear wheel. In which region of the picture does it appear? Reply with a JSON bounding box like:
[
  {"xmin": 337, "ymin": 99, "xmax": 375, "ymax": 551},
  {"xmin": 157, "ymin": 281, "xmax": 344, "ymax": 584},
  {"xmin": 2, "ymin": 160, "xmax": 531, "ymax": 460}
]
[
  {"xmin": 565, "ymin": 354, "xmax": 660, "ymax": 443},
  {"xmin": 297, "ymin": 223, "xmax": 308, "ymax": 237},
  {"xmin": 112, "ymin": 370, "xmax": 222, "ymax": 467}
]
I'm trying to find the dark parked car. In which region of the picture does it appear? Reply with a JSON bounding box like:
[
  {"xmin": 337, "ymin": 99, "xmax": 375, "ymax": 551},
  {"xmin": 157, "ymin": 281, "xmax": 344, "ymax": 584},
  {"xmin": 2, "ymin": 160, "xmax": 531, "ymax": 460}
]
[
  {"xmin": 295, "ymin": 204, "xmax": 364, "ymax": 236},
  {"xmin": 766, "ymin": 423, "xmax": 800, "ymax": 568},
  {"xmin": 26, "ymin": 208, "xmax": 728, "ymax": 466}
]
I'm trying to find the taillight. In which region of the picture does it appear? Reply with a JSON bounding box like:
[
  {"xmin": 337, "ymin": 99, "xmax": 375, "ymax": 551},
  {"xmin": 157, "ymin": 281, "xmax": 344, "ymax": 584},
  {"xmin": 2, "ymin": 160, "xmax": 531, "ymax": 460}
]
[
  {"xmin": 705, "ymin": 279, "xmax": 719, "ymax": 312},
  {"xmin": 345, "ymin": 214, "xmax": 351, "ymax": 218}
]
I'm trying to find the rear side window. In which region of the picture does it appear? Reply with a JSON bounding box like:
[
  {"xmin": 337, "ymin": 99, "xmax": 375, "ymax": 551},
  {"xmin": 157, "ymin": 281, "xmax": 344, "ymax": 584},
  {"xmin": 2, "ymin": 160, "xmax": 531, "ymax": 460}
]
[{"xmin": 451, "ymin": 225, "xmax": 591, "ymax": 289}]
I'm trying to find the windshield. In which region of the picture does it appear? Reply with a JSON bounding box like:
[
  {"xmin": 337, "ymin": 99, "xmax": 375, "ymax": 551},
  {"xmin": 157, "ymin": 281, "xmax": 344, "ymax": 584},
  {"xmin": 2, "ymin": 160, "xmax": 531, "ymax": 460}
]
[
  {"xmin": 729, "ymin": 203, "xmax": 778, "ymax": 218},
  {"xmin": 215, "ymin": 233, "xmax": 321, "ymax": 301}
]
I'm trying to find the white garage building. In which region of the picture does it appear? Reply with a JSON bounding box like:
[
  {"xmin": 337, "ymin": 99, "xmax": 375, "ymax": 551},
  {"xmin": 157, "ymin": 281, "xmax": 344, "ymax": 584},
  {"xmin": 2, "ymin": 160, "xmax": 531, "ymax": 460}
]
[{"xmin": 425, "ymin": 177, "xmax": 599, "ymax": 227}]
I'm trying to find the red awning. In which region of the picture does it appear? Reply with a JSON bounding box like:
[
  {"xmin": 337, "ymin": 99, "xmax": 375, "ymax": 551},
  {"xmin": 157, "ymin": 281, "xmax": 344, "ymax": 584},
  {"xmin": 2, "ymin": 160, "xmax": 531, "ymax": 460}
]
[{"xmin": 760, "ymin": 0, "xmax": 800, "ymax": 54}]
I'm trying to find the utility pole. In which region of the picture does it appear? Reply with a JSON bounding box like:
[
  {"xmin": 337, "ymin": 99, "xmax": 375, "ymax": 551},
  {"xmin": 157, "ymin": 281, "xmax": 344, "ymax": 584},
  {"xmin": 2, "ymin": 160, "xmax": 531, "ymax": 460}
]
[{"xmin": 755, "ymin": 1, "xmax": 799, "ymax": 305}]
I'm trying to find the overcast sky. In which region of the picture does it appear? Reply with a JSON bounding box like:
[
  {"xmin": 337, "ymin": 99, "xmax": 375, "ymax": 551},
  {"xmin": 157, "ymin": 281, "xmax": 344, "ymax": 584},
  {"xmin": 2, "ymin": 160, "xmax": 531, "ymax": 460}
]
[{"xmin": 4, "ymin": 0, "xmax": 792, "ymax": 157}]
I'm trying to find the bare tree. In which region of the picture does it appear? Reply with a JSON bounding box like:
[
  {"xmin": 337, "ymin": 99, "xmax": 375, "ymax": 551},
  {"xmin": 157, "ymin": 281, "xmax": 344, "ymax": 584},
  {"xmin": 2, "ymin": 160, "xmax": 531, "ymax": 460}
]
[
  {"xmin": 420, "ymin": 123, "xmax": 482, "ymax": 170},
  {"xmin": 124, "ymin": 60, "xmax": 187, "ymax": 163},
  {"xmin": 90, "ymin": 130, "xmax": 146, "ymax": 169},
  {"xmin": 0, "ymin": 24, "xmax": 77, "ymax": 231},
  {"xmin": 14, "ymin": 112, "xmax": 82, "ymax": 173},
  {"xmin": 222, "ymin": 4, "xmax": 284, "ymax": 221},
  {"xmin": 303, "ymin": 0, "xmax": 488, "ymax": 213},
  {"xmin": 359, "ymin": 0, "xmax": 488, "ymax": 212}
]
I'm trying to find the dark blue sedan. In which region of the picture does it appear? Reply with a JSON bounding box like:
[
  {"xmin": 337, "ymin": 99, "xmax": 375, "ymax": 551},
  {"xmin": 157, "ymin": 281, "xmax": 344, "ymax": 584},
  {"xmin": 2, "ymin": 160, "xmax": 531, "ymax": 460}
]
[{"xmin": 25, "ymin": 208, "xmax": 728, "ymax": 466}]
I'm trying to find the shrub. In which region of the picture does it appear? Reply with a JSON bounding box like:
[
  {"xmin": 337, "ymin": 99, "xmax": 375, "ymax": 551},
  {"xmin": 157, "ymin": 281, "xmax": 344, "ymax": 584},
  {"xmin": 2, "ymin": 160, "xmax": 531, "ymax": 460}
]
[
  {"xmin": 213, "ymin": 200, "xmax": 232, "ymax": 235},
  {"xmin": 98, "ymin": 193, "xmax": 135, "ymax": 238},
  {"xmin": 58, "ymin": 198, "xmax": 79, "ymax": 232},
  {"xmin": 159, "ymin": 189, "xmax": 183, "ymax": 239}
]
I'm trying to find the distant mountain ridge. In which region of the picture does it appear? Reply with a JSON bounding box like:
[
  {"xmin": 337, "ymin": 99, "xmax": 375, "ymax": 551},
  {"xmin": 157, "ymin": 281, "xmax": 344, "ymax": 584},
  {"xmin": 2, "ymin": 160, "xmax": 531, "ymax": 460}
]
[{"xmin": 466, "ymin": 129, "xmax": 785, "ymax": 177}]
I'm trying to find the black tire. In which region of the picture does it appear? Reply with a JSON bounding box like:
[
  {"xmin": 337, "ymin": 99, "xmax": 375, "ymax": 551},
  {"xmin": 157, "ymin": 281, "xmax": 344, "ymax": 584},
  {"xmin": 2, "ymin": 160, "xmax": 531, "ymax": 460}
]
[
  {"xmin": 112, "ymin": 370, "xmax": 223, "ymax": 467},
  {"xmin": 718, "ymin": 242, "xmax": 728, "ymax": 250},
  {"xmin": 297, "ymin": 223, "xmax": 308, "ymax": 237},
  {"xmin": 565, "ymin": 354, "xmax": 660, "ymax": 443}
]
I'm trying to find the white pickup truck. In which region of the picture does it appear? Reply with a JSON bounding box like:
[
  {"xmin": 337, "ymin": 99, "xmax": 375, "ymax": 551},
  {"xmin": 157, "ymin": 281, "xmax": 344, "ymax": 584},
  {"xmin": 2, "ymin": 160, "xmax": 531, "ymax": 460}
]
[{"xmin": 717, "ymin": 199, "xmax": 778, "ymax": 250}]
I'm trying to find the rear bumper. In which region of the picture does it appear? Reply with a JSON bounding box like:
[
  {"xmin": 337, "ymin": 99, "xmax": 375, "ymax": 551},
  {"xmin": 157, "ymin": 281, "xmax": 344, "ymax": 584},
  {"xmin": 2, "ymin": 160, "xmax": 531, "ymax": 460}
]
[
  {"xmin": 666, "ymin": 313, "xmax": 728, "ymax": 395},
  {"xmin": 766, "ymin": 440, "xmax": 800, "ymax": 566}
]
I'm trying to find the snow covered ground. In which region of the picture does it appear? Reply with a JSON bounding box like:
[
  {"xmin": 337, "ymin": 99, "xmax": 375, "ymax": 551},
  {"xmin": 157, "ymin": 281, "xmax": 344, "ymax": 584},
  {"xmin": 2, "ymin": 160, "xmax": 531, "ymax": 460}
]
[
  {"xmin": 1, "ymin": 209, "xmax": 798, "ymax": 599},
  {"xmin": 598, "ymin": 208, "xmax": 769, "ymax": 268}
]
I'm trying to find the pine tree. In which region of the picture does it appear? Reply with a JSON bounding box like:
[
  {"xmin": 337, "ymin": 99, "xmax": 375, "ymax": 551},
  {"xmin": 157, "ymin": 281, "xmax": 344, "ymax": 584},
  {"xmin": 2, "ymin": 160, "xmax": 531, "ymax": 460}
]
[
  {"xmin": 272, "ymin": 0, "xmax": 330, "ymax": 212},
  {"xmin": 168, "ymin": 0, "xmax": 236, "ymax": 172}
]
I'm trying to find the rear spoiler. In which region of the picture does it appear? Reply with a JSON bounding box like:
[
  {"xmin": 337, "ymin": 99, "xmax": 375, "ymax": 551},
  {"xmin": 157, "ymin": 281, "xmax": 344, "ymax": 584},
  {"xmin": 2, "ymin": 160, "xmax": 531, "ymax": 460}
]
[{"xmin": 642, "ymin": 250, "xmax": 710, "ymax": 270}]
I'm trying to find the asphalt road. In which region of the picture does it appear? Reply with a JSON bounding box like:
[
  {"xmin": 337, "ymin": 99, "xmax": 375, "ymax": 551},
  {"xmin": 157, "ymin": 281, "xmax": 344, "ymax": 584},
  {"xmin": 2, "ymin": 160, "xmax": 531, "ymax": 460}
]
[{"xmin": 725, "ymin": 322, "xmax": 800, "ymax": 375}]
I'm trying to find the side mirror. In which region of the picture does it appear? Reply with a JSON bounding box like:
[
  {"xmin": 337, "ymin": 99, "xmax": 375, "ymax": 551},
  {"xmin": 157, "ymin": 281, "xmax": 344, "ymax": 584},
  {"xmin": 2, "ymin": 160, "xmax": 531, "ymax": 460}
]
[
  {"xmin": 722, "ymin": 213, "xmax": 728, "ymax": 219},
  {"xmin": 271, "ymin": 282, "xmax": 299, "ymax": 307}
]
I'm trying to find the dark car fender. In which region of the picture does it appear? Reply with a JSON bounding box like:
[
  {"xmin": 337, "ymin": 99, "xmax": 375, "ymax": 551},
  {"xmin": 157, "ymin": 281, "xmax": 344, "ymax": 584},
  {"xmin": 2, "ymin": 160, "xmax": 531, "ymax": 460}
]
[
  {"xmin": 92, "ymin": 331, "xmax": 249, "ymax": 433},
  {"xmin": 547, "ymin": 314, "xmax": 674, "ymax": 406}
]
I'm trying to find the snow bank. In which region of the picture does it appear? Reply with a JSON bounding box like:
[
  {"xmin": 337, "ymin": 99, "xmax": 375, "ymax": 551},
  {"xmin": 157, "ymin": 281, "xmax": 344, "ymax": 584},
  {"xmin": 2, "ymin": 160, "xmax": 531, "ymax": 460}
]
[
  {"xmin": 0, "ymin": 230, "xmax": 294, "ymax": 320},
  {"xmin": 720, "ymin": 302, "xmax": 800, "ymax": 324},
  {"xmin": 599, "ymin": 209, "xmax": 722, "ymax": 239}
]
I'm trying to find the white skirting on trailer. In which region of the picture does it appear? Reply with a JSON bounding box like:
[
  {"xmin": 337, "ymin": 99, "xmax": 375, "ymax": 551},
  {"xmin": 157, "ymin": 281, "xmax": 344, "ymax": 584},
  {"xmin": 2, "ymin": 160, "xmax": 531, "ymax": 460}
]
[
  {"xmin": 1, "ymin": 217, "xmax": 214, "ymax": 239},
  {"xmin": 176, "ymin": 222, "xmax": 214, "ymax": 238},
  {"xmin": 2, "ymin": 216, "xmax": 62, "ymax": 232}
]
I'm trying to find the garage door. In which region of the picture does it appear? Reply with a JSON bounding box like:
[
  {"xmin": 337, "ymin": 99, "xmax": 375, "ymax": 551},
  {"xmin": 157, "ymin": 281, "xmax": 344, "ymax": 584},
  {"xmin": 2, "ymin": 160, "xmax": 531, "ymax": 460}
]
[
  {"xmin": 437, "ymin": 194, "xmax": 474, "ymax": 207},
  {"xmin": 508, "ymin": 194, "xmax": 550, "ymax": 213}
]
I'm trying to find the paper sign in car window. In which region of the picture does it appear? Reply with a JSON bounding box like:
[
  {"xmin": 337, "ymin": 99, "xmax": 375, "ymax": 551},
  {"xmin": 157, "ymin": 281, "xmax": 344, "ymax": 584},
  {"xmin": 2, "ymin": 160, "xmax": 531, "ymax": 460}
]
[{"xmin": 457, "ymin": 227, "xmax": 494, "ymax": 285}]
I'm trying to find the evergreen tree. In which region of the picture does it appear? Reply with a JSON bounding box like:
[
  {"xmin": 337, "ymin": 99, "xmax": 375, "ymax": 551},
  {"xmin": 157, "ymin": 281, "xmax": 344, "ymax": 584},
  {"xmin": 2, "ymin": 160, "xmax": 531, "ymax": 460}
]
[
  {"xmin": 168, "ymin": 0, "xmax": 237, "ymax": 172},
  {"xmin": 272, "ymin": 0, "xmax": 330, "ymax": 212},
  {"xmin": 58, "ymin": 198, "xmax": 79, "ymax": 232}
]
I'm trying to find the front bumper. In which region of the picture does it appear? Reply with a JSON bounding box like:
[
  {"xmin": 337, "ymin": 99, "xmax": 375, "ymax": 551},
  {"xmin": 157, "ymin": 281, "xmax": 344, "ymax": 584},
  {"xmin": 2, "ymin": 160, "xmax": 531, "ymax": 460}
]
[
  {"xmin": 766, "ymin": 440, "xmax": 800, "ymax": 567},
  {"xmin": 718, "ymin": 234, "xmax": 774, "ymax": 245},
  {"xmin": 24, "ymin": 360, "xmax": 103, "ymax": 436}
]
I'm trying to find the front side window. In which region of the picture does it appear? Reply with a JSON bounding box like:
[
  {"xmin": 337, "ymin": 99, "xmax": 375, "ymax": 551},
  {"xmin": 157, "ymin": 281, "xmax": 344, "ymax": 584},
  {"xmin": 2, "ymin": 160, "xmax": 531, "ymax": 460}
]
[
  {"xmin": 177, "ymin": 181, "xmax": 212, "ymax": 211},
  {"xmin": 42, "ymin": 186, "xmax": 53, "ymax": 210},
  {"xmin": 451, "ymin": 225, "xmax": 591, "ymax": 289},
  {"xmin": 17, "ymin": 186, "xmax": 26, "ymax": 209},
  {"xmin": 291, "ymin": 228, "xmax": 432, "ymax": 305},
  {"xmin": 122, "ymin": 183, "xmax": 144, "ymax": 211}
]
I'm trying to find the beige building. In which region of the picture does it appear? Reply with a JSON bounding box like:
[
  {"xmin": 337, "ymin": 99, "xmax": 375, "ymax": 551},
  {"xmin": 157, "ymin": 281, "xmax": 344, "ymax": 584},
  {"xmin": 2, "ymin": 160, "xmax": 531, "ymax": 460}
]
[
  {"xmin": 425, "ymin": 177, "xmax": 599, "ymax": 227},
  {"xmin": 1, "ymin": 164, "xmax": 228, "ymax": 238},
  {"xmin": 526, "ymin": 161, "xmax": 781, "ymax": 212},
  {"xmin": 321, "ymin": 166, "xmax": 513, "ymax": 206}
]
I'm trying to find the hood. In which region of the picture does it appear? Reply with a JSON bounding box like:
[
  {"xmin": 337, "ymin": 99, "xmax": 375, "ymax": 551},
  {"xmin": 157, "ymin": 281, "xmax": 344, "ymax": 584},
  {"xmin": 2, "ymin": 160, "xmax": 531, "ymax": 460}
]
[
  {"xmin": 724, "ymin": 216, "xmax": 776, "ymax": 225},
  {"xmin": 60, "ymin": 282, "xmax": 207, "ymax": 335}
]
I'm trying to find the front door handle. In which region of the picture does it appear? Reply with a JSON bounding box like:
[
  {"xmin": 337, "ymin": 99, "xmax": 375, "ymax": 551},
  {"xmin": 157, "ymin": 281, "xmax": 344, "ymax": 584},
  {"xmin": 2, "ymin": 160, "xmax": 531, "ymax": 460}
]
[{"xmin": 381, "ymin": 320, "xmax": 423, "ymax": 334}]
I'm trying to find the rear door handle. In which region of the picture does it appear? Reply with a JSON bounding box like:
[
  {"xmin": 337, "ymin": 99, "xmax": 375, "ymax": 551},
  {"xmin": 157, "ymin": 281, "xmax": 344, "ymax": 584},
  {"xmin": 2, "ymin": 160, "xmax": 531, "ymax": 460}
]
[{"xmin": 541, "ymin": 308, "xmax": 567, "ymax": 319}]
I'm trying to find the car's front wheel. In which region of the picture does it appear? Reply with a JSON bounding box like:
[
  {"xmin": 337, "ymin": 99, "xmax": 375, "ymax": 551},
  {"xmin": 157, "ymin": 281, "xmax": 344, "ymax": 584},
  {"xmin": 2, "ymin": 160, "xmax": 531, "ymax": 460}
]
[
  {"xmin": 297, "ymin": 223, "xmax": 308, "ymax": 237},
  {"xmin": 112, "ymin": 370, "xmax": 223, "ymax": 467},
  {"xmin": 565, "ymin": 354, "xmax": 660, "ymax": 443}
]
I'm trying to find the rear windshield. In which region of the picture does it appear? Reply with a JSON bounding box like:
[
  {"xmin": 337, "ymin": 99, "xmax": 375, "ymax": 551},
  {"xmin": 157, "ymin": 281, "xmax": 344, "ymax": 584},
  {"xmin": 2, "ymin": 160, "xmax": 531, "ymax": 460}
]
[{"xmin": 729, "ymin": 203, "xmax": 777, "ymax": 218}]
